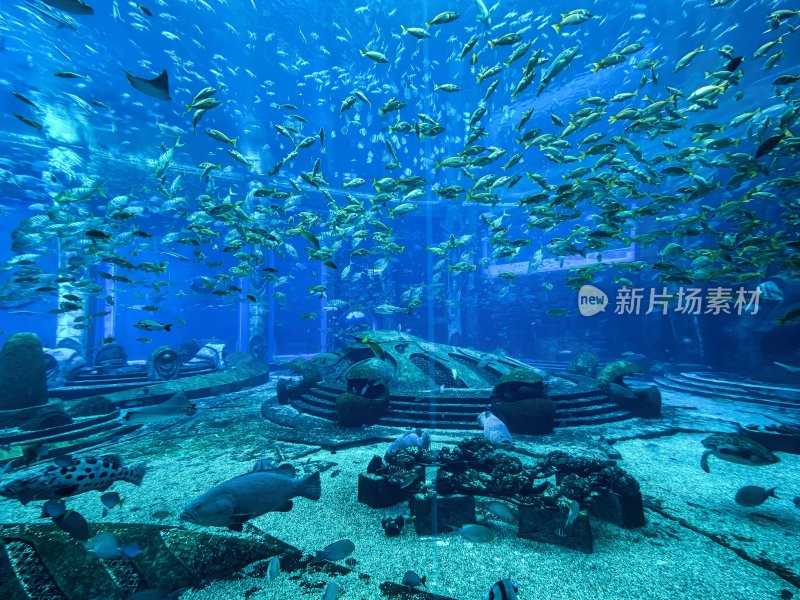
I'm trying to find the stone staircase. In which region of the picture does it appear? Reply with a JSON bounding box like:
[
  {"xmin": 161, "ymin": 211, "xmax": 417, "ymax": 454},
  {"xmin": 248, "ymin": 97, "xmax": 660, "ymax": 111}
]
[
  {"xmin": 654, "ymin": 372, "xmax": 800, "ymax": 410},
  {"xmin": 292, "ymin": 377, "xmax": 634, "ymax": 430}
]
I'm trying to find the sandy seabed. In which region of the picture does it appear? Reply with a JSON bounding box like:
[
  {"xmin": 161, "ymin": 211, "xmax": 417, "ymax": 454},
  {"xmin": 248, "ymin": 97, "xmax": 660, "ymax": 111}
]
[{"xmin": 0, "ymin": 385, "xmax": 797, "ymax": 600}]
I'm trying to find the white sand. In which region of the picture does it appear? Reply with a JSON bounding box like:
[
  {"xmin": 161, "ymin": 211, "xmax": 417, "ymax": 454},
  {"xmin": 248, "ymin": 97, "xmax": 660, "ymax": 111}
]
[{"xmin": 0, "ymin": 384, "xmax": 797, "ymax": 599}]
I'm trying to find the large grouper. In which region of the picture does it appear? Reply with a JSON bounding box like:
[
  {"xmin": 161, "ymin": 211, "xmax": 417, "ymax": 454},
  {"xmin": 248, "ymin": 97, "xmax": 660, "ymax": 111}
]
[{"xmin": 180, "ymin": 460, "xmax": 321, "ymax": 531}]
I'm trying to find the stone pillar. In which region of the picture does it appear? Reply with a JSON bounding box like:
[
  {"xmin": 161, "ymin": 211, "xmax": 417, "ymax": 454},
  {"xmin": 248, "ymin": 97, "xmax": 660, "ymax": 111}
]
[{"xmin": 0, "ymin": 333, "xmax": 48, "ymax": 410}]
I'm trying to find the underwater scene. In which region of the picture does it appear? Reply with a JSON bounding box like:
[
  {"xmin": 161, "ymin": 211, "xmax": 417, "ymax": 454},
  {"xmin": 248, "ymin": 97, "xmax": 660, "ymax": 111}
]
[{"xmin": 0, "ymin": 0, "xmax": 799, "ymax": 598}]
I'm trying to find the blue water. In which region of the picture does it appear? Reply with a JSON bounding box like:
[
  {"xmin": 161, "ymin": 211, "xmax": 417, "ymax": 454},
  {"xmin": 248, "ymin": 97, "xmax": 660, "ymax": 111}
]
[{"xmin": 0, "ymin": 0, "xmax": 798, "ymax": 372}]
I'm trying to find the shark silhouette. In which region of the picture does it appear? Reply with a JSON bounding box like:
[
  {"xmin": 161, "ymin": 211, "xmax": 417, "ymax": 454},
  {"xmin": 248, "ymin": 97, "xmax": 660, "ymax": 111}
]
[
  {"xmin": 41, "ymin": 0, "xmax": 94, "ymax": 15},
  {"xmin": 125, "ymin": 69, "xmax": 171, "ymax": 101}
]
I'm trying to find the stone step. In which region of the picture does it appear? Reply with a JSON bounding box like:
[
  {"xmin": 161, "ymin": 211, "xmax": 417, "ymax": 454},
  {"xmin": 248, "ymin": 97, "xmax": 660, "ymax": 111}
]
[
  {"xmin": 556, "ymin": 410, "xmax": 634, "ymax": 427},
  {"xmin": 0, "ymin": 411, "xmax": 121, "ymax": 445},
  {"xmin": 653, "ymin": 374, "xmax": 800, "ymax": 409},
  {"xmin": 3, "ymin": 417, "xmax": 128, "ymax": 448},
  {"xmin": 677, "ymin": 372, "xmax": 800, "ymax": 402}
]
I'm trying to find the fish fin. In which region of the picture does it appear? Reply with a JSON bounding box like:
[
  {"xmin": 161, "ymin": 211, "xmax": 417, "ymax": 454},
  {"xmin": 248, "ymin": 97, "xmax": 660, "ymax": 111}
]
[
  {"xmin": 17, "ymin": 490, "xmax": 35, "ymax": 506},
  {"xmin": 700, "ymin": 449, "xmax": 711, "ymax": 473},
  {"xmin": 101, "ymin": 454, "xmax": 124, "ymax": 467},
  {"xmin": 164, "ymin": 323, "xmax": 172, "ymax": 332},
  {"xmin": 299, "ymin": 470, "xmax": 321, "ymax": 501},
  {"xmin": 276, "ymin": 500, "xmax": 293, "ymax": 512},
  {"xmin": 53, "ymin": 455, "xmax": 73, "ymax": 468},
  {"xmin": 228, "ymin": 512, "xmax": 254, "ymax": 531},
  {"xmin": 125, "ymin": 464, "xmax": 147, "ymax": 486}
]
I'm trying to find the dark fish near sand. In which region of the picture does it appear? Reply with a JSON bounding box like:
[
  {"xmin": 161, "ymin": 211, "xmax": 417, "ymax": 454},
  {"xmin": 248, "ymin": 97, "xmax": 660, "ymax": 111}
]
[
  {"xmin": 486, "ymin": 578, "xmax": 519, "ymax": 600},
  {"xmin": 402, "ymin": 570, "xmax": 426, "ymax": 587},
  {"xmin": 700, "ymin": 434, "xmax": 779, "ymax": 473},
  {"xmin": 53, "ymin": 509, "xmax": 89, "ymax": 541},
  {"xmin": 0, "ymin": 455, "xmax": 146, "ymax": 504},
  {"xmin": 179, "ymin": 460, "xmax": 321, "ymax": 531},
  {"xmin": 315, "ymin": 538, "xmax": 355, "ymax": 561},
  {"xmin": 125, "ymin": 69, "xmax": 171, "ymax": 101},
  {"xmin": 735, "ymin": 486, "xmax": 778, "ymax": 507}
]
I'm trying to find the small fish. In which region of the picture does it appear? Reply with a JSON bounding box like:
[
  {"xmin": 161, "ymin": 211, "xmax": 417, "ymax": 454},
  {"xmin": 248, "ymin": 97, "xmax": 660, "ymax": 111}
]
[
  {"xmin": 402, "ymin": 570, "xmax": 426, "ymax": 587},
  {"xmin": 565, "ymin": 499, "xmax": 580, "ymax": 528},
  {"xmin": 315, "ymin": 539, "xmax": 355, "ymax": 562},
  {"xmin": 451, "ymin": 523, "xmax": 494, "ymax": 543},
  {"xmin": 100, "ymin": 491, "xmax": 122, "ymax": 510},
  {"xmin": 486, "ymin": 579, "xmax": 519, "ymax": 600},
  {"xmin": 52, "ymin": 509, "xmax": 90, "ymax": 541},
  {"xmin": 266, "ymin": 556, "xmax": 280, "ymax": 582},
  {"xmin": 478, "ymin": 411, "xmax": 512, "ymax": 445},
  {"xmin": 320, "ymin": 582, "xmax": 341, "ymax": 600},
  {"xmin": 481, "ymin": 500, "xmax": 517, "ymax": 521},
  {"xmin": 85, "ymin": 532, "xmax": 142, "ymax": 560},
  {"xmin": 735, "ymin": 486, "xmax": 777, "ymax": 507},
  {"xmin": 133, "ymin": 319, "xmax": 172, "ymax": 332},
  {"xmin": 41, "ymin": 499, "xmax": 66, "ymax": 518}
]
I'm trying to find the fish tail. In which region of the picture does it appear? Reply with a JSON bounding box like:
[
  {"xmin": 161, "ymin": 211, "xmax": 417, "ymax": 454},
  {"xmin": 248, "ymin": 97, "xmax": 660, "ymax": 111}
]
[
  {"xmin": 401, "ymin": 25, "xmax": 408, "ymax": 33},
  {"xmin": 552, "ymin": 23, "xmax": 561, "ymax": 34},
  {"xmin": 700, "ymin": 449, "xmax": 711, "ymax": 473},
  {"xmin": 299, "ymin": 470, "xmax": 321, "ymax": 501},
  {"xmin": 769, "ymin": 487, "xmax": 779, "ymax": 498},
  {"xmin": 126, "ymin": 464, "xmax": 147, "ymax": 486},
  {"xmin": 232, "ymin": 138, "xmax": 237, "ymax": 149},
  {"xmin": 164, "ymin": 323, "xmax": 173, "ymax": 332}
]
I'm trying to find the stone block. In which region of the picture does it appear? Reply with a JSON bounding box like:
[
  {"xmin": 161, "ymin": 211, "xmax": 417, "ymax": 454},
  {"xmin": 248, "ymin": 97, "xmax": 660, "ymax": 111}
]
[
  {"xmin": 409, "ymin": 494, "xmax": 476, "ymax": 536},
  {"xmin": 590, "ymin": 489, "xmax": 646, "ymax": 529},
  {"xmin": 518, "ymin": 506, "xmax": 593, "ymax": 553},
  {"xmin": 358, "ymin": 473, "xmax": 417, "ymax": 509}
]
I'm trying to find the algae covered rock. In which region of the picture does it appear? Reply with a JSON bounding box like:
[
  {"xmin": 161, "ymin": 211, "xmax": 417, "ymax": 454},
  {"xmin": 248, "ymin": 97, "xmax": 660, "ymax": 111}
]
[
  {"xmin": 491, "ymin": 368, "xmax": 544, "ymax": 401},
  {"xmin": 596, "ymin": 360, "xmax": 644, "ymax": 388},
  {"xmin": 336, "ymin": 392, "xmax": 389, "ymax": 426},
  {"xmin": 0, "ymin": 332, "xmax": 48, "ymax": 410},
  {"xmin": 632, "ymin": 385, "xmax": 661, "ymax": 418},
  {"xmin": 490, "ymin": 397, "xmax": 555, "ymax": 434},
  {"xmin": 276, "ymin": 359, "xmax": 321, "ymax": 404},
  {"xmin": 345, "ymin": 358, "xmax": 395, "ymax": 401},
  {"xmin": 68, "ymin": 395, "xmax": 115, "ymax": 417}
]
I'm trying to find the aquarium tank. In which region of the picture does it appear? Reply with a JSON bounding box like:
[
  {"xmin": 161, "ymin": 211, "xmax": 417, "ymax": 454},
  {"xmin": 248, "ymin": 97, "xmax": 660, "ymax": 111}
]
[{"xmin": 0, "ymin": 0, "xmax": 798, "ymax": 599}]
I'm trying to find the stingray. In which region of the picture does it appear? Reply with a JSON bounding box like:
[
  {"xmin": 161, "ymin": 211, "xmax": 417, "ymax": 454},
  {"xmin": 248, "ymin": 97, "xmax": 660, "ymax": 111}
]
[
  {"xmin": 41, "ymin": 0, "xmax": 94, "ymax": 15},
  {"xmin": 125, "ymin": 69, "xmax": 171, "ymax": 101}
]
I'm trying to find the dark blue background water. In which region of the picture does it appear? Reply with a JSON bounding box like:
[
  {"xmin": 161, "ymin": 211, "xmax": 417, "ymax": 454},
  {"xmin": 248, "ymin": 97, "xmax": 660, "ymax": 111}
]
[{"xmin": 0, "ymin": 0, "xmax": 797, "ymax": 372}]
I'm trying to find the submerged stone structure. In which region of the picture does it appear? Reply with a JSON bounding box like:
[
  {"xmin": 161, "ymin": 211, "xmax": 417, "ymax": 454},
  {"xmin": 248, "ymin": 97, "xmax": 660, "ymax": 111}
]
[{"xmin": 286, "ymin": 331, "xmax": 641, "ymax": 430}]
